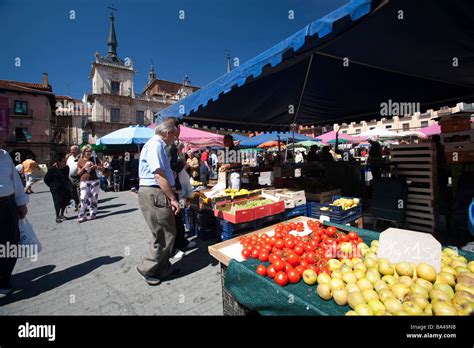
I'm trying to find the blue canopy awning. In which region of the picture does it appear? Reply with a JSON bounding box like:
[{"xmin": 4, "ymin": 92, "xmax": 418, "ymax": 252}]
[
  {"xmin": 96, "ymin": 125, "xmax": 154, "ymax": 145},
  {"xmin": 158, "ymin": 0, "xmax": 474, "ymax": 131}
]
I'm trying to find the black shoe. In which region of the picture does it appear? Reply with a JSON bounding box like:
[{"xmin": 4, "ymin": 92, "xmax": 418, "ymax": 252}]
[
  {"xmin": 55, "ymin": 218, "xmax": 63, "ymax": 223},
  {"xmin": 136, "ymin": 266, "xmax": 161, "ymax": 286},
  {"xmin": 59, "ymin": 215, "xmax": 67, "ymax": 221},
  {"xmin": 0, "ymin": 284, "xmax": 13, "ymax": 296}
]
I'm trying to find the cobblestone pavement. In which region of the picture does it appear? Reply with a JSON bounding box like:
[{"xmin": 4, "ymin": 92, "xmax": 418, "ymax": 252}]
[{"xmin": 0, "ymin": 181, "xmax": 224, "ymax": 315}]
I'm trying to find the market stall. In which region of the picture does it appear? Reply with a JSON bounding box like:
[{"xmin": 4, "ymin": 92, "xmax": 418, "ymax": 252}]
[{"xmin": 209, "ymin": 216, "xmax": 474, "ymax": 316}]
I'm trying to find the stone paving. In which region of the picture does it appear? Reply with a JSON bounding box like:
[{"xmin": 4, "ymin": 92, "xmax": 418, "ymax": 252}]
[{"xmin": 0, "ymin": 181, "xmax": 224, "ymax": 315}]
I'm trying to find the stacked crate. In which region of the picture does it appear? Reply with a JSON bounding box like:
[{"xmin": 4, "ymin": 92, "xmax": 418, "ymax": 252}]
[
  {"xmin": 439, "ymin": 112, "xmax": 474, "ymax": 164},
  {"xmin": 390, "ymin": 143, "xmax": 437, "ymax": 233}
]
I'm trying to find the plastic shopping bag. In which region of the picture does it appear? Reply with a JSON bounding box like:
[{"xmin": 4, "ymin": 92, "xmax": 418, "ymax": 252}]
[
  {"xmin": 18, "ymin": 218, "xmax": 42, "ymax": 254},
  {"xmin": 178, "ymin": 168, "xmax": 193, "ymax": 199}
]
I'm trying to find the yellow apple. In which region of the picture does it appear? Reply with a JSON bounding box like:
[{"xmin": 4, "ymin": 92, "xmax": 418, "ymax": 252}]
[
  {"xmin": 403, "ymin": 301, "xmax": 423, "ymax": 315},
  {"xmin": 316, "ymin": 284, "xmax": 332, "ymax": 300},
  {"xmin": 383, "ymin": 297, "xmax": 403, "ymax": 314},
  {"xmin": 316, "ymin": 272, "xmax": 331, "ymax": 285},
  {"xmin": 342, "ymin": 272, "xmax": 358, "ymax": 284},
  {"xmin": 303, "ymin": 269, "xmax": 318, "ymax": 285},
  {"xmin": 396, "ymin": 262, "xmax": 414, "ymax": 277},
  {"xmin": 333, "ymin": 288, "xmax": 348, "ymax": 306},
  {"xmin": 368, "ymin": 299, "xmax": 385, "ymax": 315},
  {"xmin": 355, "ymin": 304, "xmax": 373, "ymax": 316},
  {"xmin": 416, "ymin": 263, "xmax": 436, "ymax": 283},
  {"xmin": 362, "ymin": 289, "xmax": 379, "ymax": 302},
  {"xmin": 390, "ymin": 283, "xmax": 410, "ymax": 302},
  {"xmin": 378, "ymin": 262, "xmax": 394, "ymax": 276},
  {"xmin": 432, "ymin": 301, "xmax": 457, "ymax": 316},
  {"xmin": 345, "ymin": 283, "xmax": 361, "ymax": 294},
  {"xmin": 348, "ymin": 292, "xmax": 366, "ymax": 309}
]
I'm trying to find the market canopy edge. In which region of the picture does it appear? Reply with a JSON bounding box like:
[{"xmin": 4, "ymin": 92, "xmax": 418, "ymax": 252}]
[{"xmin": 157, "ymin": 0, "xmax": 474, "ymax": 131}]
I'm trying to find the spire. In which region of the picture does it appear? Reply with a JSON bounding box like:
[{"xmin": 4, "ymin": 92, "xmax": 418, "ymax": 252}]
[
  {"xmin": 107, "ymin": 12, "xmax": 118, "ymax": 58},
  {"xmin": 183, "ymin": 74, "xmax": 191, "ymax": 87},
  {"xmin": 226, "ymin": 49, "xmax": 231, "ymax": 73},
  {"xmin": 149, "ymin": 61, "xmax": 156, "ymax": 83}
]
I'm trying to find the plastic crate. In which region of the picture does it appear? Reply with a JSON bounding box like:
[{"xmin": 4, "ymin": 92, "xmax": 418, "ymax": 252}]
[
  {"xmin": 285, "ymin": 204, "xmax": 308, "ymax": 219},
  {"xmin": 310, "ymin": 195, "xmax": 362, "ymax": 221},
  {"xmin": 183, "ymin": 208, "xmax": 195, "ymax": 232}
]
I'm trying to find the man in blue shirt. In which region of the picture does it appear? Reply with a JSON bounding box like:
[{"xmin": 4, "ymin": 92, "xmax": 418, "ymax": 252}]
[
  {"xmin": 0, "ymin": 134, "xmax": 29, "ymax": 295},
  {"xmin": 136, "ymin": 121, "xmax": 181, "ymax": 286}
]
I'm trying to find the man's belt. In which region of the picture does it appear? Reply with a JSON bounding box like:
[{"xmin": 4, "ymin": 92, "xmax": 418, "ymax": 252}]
[{"xmin": 0, "ymin": 194, "xmax": 15, "ymax": 203}]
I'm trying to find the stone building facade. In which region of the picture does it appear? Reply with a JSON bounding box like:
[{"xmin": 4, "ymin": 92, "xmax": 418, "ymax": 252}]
[{"xmin": 0, "ymin": 74, "xmax": 56, "ymax": 164}]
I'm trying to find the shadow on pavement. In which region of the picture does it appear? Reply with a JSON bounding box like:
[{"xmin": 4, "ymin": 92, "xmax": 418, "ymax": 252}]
[
  {"xmin": 95, "ymin": 208, "xmax": 138, "ymax": 219},
  {"xmin": 97, "ymin": 203, "xmax": 126, "ymax": 210},
  {"xmin": 98, "ymin": 197, "xmax": 117, "ymax": 204},
  {"xmin": 0, "ymin": 256, "xmax": 123, "ymax": 306},
  {"xmin": 11, "ymin": 265, "xmax": 56, "ymax": 284},
  {"xmin": 171, "ymin": 237, "xmax": 220, "ymax": 278}
]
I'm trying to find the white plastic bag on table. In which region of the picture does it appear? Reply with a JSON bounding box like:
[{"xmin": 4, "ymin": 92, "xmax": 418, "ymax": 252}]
[{"xmin": 18, "ymin": 218, "xmax": 42, "ymax": 254}]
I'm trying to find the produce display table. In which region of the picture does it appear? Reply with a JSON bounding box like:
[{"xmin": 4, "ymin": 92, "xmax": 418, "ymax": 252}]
[{"xmin": 208, "ymin": 217, "xmax": 474, "ymax": 316}]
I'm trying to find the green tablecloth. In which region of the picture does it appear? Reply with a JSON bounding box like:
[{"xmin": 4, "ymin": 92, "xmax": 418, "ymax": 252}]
[{"xmin": 223, "ymin": 222, "xmax": 474, "ymax": 316}]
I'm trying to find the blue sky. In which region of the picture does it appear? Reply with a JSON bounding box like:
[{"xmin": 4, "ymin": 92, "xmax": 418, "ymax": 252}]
[{"xmin": 0, "ymin": 0, "xmax": 347, "ymax": 98}]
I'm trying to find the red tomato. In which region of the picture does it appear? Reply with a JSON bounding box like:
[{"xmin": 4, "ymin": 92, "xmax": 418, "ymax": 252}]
[
  {"xmin": 275, "ymin": 239, "xmax": 285, "ymax": 250},
  {"xmin": 287, "ymin": 253, "xmax": 300, "ymax": 266},
  {"xmin": 251, "ymin": 249, "xmax": 260, "ymax": 259},
  {"xmin": 256, "ymin": 264, "xmax": 267, "ymax": 276},
  {"xmin": 304, "ymin": 243, "xmax": 315, "ymax": 252},
  {"xmin": 295, "ymin": 265, "xmax": 306, "ymax": 276},
  {"xmin": 275, "ymin": 226, "xmax": 282, "ymax": 234},
  {"xmin": 284, "ymin": 238, "xmax": 296, "ymax": 249},
  {"xmin": 287, "ymin": 269, "xmax": 301, "ymax": 284},
  {"xmin": 241, "ymin": 248, "xmax": 251, "ymax": 259},
  {"xmin": 326, "ymin": 226, "xmax": 337, "ymax": 237},
  {"xmin": 289, "ymin": 222, "xmax": 296, "ymax": 230},
  {"xmin": 258, "ymin": 251, "xmax": 269, "ymax": 262},
  {"xmin": 273, "ymin": 259, "xmax": 286, "ymax": 272},
  {"xmin": 306, "ymin": 251, "xmax": 315, "ymax": 264},
  {"xmin": 294, "ymin": 245, "xmax": 304, "ymax": 256},
  {"xmin": 309, "ymin": 264, "xmax": 319, "ymax": 273},
  {"xmin": 300, "ymin": 260, "xmax": 308, "ymax": 269},
  {"xmin": 296, "ymin": 225, "xmax": 305, "ymax": 232},
  {"xmin": 268, "ymin": 237, "xmax": 276, "ymax": 246},
  {"xmin": 357, "ymin": 237, "xmax": 363, "ymax": 243},
  {"xmin": 267, "ymin": 265, "xmax": 276, "ymax": 278},
  {"xmin": 275, "ymin": 232, "xmax": 283, "ymax": 239},
  {"xmin": 268, "ymin": 254, "xmax": 278, "ymax": 264},
  {"xmin": 274, "ymin": 271, "xmax": 289, "ymax": 286},
  {"xmin": 347, "ymin": 231, "xmax": 358, "ymax": 240},
  {"xmin": 285, "ymin": 262, "xmax": 293, "ymax": 272}
]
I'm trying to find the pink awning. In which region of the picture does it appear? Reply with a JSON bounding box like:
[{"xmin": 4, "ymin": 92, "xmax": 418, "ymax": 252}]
[
  {"xmin": 316, "ymin": 131, "xmax": 365, "ymax": 143},
  {"xmin": 148, "ymin": 123, "xmax": 223, "ymax": 143},
  {"xmin": 419, "ymin": 123, "xmax": 441, "ymax": 136}
]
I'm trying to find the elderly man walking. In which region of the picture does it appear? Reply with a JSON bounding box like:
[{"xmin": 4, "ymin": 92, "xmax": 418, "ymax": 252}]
[
  {"xmin": 66, "ymin": 145, "xmax": 81, "ymax": 210},
  {"xmin": 0, "ymin": 137, "xmax": 29, "ymax": 295},
  {"xmin": 136, "ymin": 121, "xmax": 181, "ymax": 285}
]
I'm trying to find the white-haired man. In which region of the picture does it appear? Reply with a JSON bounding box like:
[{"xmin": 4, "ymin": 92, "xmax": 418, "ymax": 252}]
[{"xmin": 136, "ymin": 121, "xmax": 181, "ymax": 285}]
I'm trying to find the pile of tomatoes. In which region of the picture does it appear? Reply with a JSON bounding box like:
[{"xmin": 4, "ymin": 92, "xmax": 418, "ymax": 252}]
[{"xmin": 240, "ymin": 220, "xmax": 363, "ymax": 287}]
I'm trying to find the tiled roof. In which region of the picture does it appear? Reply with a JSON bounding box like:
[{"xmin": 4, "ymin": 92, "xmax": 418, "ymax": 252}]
[
  {"xmin": 142, "ymin": 78, "xmax": 200, "ymax": 95},
  {"xmin": 0, "ymin": 80, "xmax": 53, "ymax": 94}
]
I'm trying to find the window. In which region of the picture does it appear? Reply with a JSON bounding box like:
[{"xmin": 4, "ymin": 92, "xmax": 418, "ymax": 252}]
[
  {"xmin": 111, "ymin": 108, "xmax": 120, "ymax": 122},
  {"xmin": 136, "ymin": 110, "xmax": 145, "ymax": 125},
  {"xmin": 386, "ymin": 125, "xmax": 392, "ymax": 129},
  {"xmin": 111, "ymin": 81, "xmax": 120, "ymax": 95},
  {"xmin": 82, "ymin": 131, "xmax": 89, "ymax": 144},
  {"xmin": 370, "ymin": 127, "xmax": 375, "ymax": 130},
  {"xmin": 341, "ymin": 130, "xmax": 347, "ymax": 134},
  {"xmin": 14, "ymin": 100, "xmax": 28, "ymax": 115},
  {"xmin": 403, "ymin": 123, "xmax": 410, "ymax": 131},
  {"xmin": 355, "ymin": 129, "xmax": 361, "ymax": 134},
  {"xmin": 15, "ymin": 127, "xmax": 28, "ymax": 141},
  {"xmin": 421, "ymin": 121, "xmax": 429, "ymax": 128}
]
